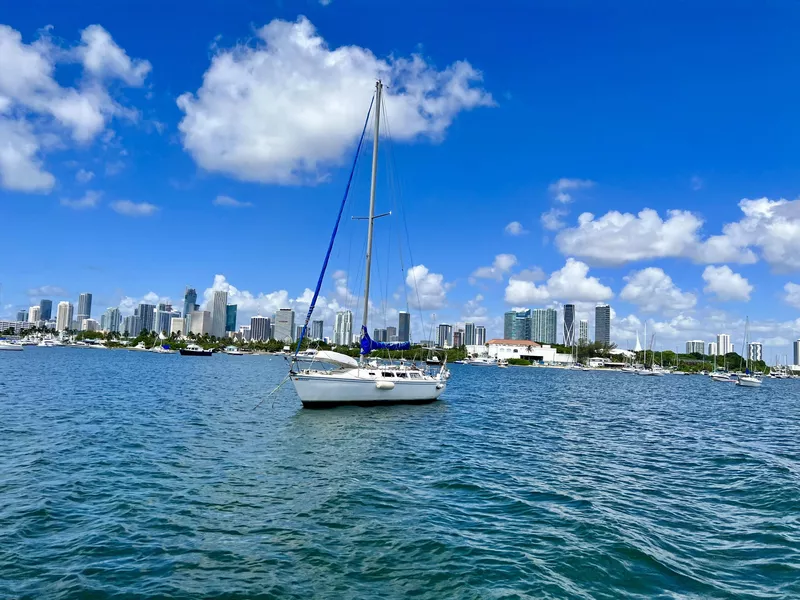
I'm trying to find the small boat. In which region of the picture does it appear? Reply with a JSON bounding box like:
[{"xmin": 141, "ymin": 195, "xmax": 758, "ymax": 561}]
[
  {"xmin": 426, "ymin": 355, "xmax": 441, "ymax": 366},
  {"xmin": 129, "ymin": 341, "xmax": 149, "ymax": 351},
  {"xmin": 497, "ymin": 359, "xmax": 508, "ymax": 368},
  {"xmin": 637, "ymin": 368, "xmax": 664, "ymax": 376},
  {"xmin": 736, "ymin": 375, "xmax": 762, "ymax": 387},
  {"xmin": 0, "ymin": 340, "xmax": 23, "ymax": 351},
  {"xmin": 224, "ymin": 345, "xmax": 244, "ymax": 356},
  {"xmin": 179, "ymin": 343, "xmax": 212, "ymax": 357},
  {"xmin": 466, "ymin": 357, "xmax": 497, "ymax": 366},
  {"xmin": 150, "ymin": 344, "xmax": 176, "ymax": 354},
  {"xmin": 710, "ymin": 372, "xmax": 734, "ymax": 382}
]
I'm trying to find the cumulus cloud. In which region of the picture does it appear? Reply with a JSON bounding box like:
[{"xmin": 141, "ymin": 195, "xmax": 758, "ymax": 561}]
[
  {"xmin": 541, "ymin": 207, "xmax": 568, "ymax": 231},
  {"xmin": 691, "ymin": 176, "xmax": 704, "ymax": 191},
  {"xmin": 118, "ymin": 291, "xmax": 172, "ymax": 317},
  {"xmin": 0, "ymin": 24, "xmax": 149, "ymax": 192},
  {"xmin": 702, "ymin": 265, "xmax": 753, "ymax": 302},
  {"xmin": 406, "ymin": 265, "xmax": 450, "ymax": 310},
  {"xmin": 111, "ymin": 200, "xmax": 158, "ymax": 216},
  {"xmin": 27, "ymin": 285, "xmax": 68, "ymax": 298},
  {"xmin": 61, "ymin": 190, "xmax": 101, "ymax": 209},
  {"xmin": 504, "ymin": 221, "xmax": 527, "ymax": 236},
  {"xmin": 504, "ymin": 258, "xmax": 613, "ymax": 305},
  {"xmin": 549, "ymin": 178, "xmax": 595, "ymax": 204},
  {"xmin": 75, "ymin": 168, "xmax": 95, "ymax": 183},
  {"xmin": 783, "ymin": 282, "xmax": 800, "ymax": 309},
  {"xmin": 619, "ymin": 267, "xmax": 697, "ymax": 313},
  {"xmin": 213, "ymin": 194, "xmax": 253, "ymax": 208},
  {"xmin": 471, "ymin": 254, "xmax": 517, "ymax": 282},
  {"xmin": 177, "ymin": 17, "xmax": 493, "ymax": 184}
]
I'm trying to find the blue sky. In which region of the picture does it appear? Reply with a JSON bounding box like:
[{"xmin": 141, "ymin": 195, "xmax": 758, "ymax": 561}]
[{"xmin": 3, "ymin": 1, "xmax": 800, "ymax": 357}]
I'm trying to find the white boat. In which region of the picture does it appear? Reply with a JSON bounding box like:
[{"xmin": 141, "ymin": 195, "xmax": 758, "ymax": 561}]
[
  {"xmin": 224, "ymin": 345, "xmax": 244, "ymax": 356},
  {"xmin": 497, "ymin": 359, "xmax": 508, "ymax": 368},
  {"xmin": 466, "ymin": 357, "xmax": 497, "ymax": 366},
  {"xmin": 735, "ymin": 317, "xmax": 762, "ymax": 388},
  {"xmin": 710, "ymin": 372, "xmax": 734, "ymax": 382},
  {"xmin": 130, "ymin": 341, "xmax": 149, "ymax": 351},
  {"xmin": 0, "ymin": 340, "xmax": 23, "ymax": 351},
  {"xmin": 290, "ymin": 82, "xmax": 448, "ymax": 408},
  {"xmin": 637, "ymin": 369, "xmax": 664, "ymax": 377}
]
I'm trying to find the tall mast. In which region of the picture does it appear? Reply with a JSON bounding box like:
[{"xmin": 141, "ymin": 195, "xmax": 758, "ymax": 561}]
[{"xmin": 362, "ymin": 80, "xmax": 382, "ymax": 329}]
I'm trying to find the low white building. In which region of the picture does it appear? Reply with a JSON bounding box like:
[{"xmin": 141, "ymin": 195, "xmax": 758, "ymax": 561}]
[{"xmin": 467, "ymin": 340, "xmax": 574, "ymax": 365}]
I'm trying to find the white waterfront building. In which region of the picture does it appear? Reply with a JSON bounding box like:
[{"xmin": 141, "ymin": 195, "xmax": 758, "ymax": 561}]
[
  {"xmin": 716, "ymin": 333, "xmax": 731, "ymax": 356},
  {"xmin": 708, "ymin": 341, "xmax": 718, "ymax": 356},
  {"xmin": 467, "ymin": 339, "xmax": 574, "ymax": 364},
  {"xmin": 685, "ymin": 340, "xmax": 705, "ymax": 354}
]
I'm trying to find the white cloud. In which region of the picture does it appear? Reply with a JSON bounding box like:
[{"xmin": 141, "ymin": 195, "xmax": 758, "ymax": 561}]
[
  {"xmin": 111, "ymin": 200, "xmax": 158, "ymax": 216},
  {"xmin": 548, "ymin": 178, "xmax": 594, "ymax": 204},
  {"xmin": 504, "ymin": 221, "xmax": 527, "ymax": 236},
  {"xmin": 75, "ymin": 168, "xmax": 94, "ymax": 183},
  {"xmin": 177, "ymin": 17, "xmax": 493, "ymax": 184},
  {"xmin": 541, "ymin": 207, "xmax": 568, "ymax": 231},
  {"xmin": 0, "ymin": 24, "xmax": 149, "ymax": 192},
  {"xmin": 406, "ymin": 265, "xmax": 450, "ymax": 310},
  {"xmin": 783, "ymin": 282, "xmax": 800, "ymax": 309},
  {"xmin": 61, "ymin": 190, "xmax": 101, "ymax": 210},
  {"xmin": 119, "ymin": 291, "xmax": 172, "ymax": 317},
  {"xmin": 702, "ymin": 265, "xmax": 753, "ymax": 302},
  {"xmin": 619, "ymin": 267, "xmax": 697, "ymax": 313},
  {"xmin": 504, "ymin": 258, "xmax": 613, "ymax": 305},
  {"xmin": 212, "ymin": 194, "xmax": 252, "ymax": 208},
  {"xmin": 471, "ymin": 254, "xmax": 517, "ymax": 282},
  {"xmin": 27, "ymin": 285, "xmax": 68, "ymax": 298},
  {"xmin": 691, "ymin": 176, "xmax": 703, "ymax": 191},
  {"xmin": 319, "ymin": 0, "xmax": 333, "ymax": 5},
  {"xmin": 556, "ymin": 208, "xmax": 756, "ymax": 267}
]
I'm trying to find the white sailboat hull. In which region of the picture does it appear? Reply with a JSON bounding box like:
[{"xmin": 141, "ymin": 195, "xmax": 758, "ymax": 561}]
[
  {"xmin": 291, "ymin": 371, "xmax": 446, "ymax": 408},
  {"xmin": 736, "ymin": 376, "xmax": 762, "ymax": 387},
  {"xmin": 0, "ymin": 343, "xmax": 23, "ymax": 351}
]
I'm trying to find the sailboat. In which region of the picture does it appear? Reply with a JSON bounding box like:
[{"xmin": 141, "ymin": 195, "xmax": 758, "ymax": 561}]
[
  {"xmin": 290, "ymin": 81, "xmax": 449, "ymax": 408},
  {"xmin": 736, "ymin": 317, "xmax": 762, "ymax": 388},
  {"xmin": 150, "ymin": 332, "xmax": 176, "ymax": 354},
  {"xmin": 637, "ymin": 324, "xmax": 664, "ymax": 376}
]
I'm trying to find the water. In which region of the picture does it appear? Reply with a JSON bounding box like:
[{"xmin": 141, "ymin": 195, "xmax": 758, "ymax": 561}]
[{"xmin": 1, "ymin": 348, "xmax": 798, "ymax": 599}]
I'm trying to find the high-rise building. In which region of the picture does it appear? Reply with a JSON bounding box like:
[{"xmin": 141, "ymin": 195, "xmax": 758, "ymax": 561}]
[
  {"xmin": 210, "ymin": 291, "xmax": 228, "ymax": 338},
  {"xmin": 28, "ymin": 306, "xmax": 41, "ymax": 323},
  {"xmin": 453, "ymin": 330, "xmax": 464, "ymax": 347},
  {"xmin": 250, "ymin": 316, "xmax": 271, "ymax": 341},
  {"xmin": 747, "ymin": 342, "xmax": 763, "ymax": 363},
  {"xmin": 56, "ymin": 301, "xmax": 74, "ymax": 332},
  {"xmin": 708, "ymin": 342, "xmax": 717, "ymax": 355},
  {"xmin": 239, "ymin": 325, "xmax": 252, "ymax": 341},
  {"xmin": 685, "ymin": 340, "xmax": 705, "ymax": 354},
  {"xmin": 270, "ymin": 323, "xmax": 275, "ymax": 340},
  {"xmin": 183, "ymin": 287, "xmax": 198, "ymax": 333},
  {"xmin": 373, "ymin": 328, "xmax": 388, "ymax": 342},
  {"xmin": 16, "ymin": 310, "xmax": 28, "ymax": 322},
  {"xmin": 579, "ymin": 319, "xmax": 589, "ymax": 343},
  {"xmin": 103, "ymin": 307, "xmax": 121, "ymax": 332},
  {"xmin": 82, "ymin": 318, "xmax": 99, "ymax": 332},
  {"xmin": 386, "ymin": 326, "xmax": 397, "ymax": 341},
  {"xmin": 225, "ymin": 304, "xmax": 237, "ymax": 332},
  {"xmin": 170, "ymin": 317, "xmax": 185, "ymax": 336},
  {"xmin": 716, "ymin": 334, "xmax": 731, "ymax": 356},
  {"xmin": 595, "ymin": 304, "xmax": 611, "ymax": 346},
  {"xmin": 334, "ymin": 310, "xmax": 353, "ymax": 346},
  {"xmin": 475, "ymin": 325, "xmax": 486, "ymax": 346},
  {"xmin": 136, "ymin": 303, "xmax": 155, "ymax": 333},
  {"xmin": 563, "ymin": 304, "xmax": 575, "ymax": 346},
  {"xmin": 503, "ymin": 311, "xmax": 515, "ymax": 339},
  {"xmin": 311, "ymin": 320, "xmax": 324, "ymax": 340},
  {"xmin": 275, "ymin": 308, "xmax": 295, "ymax": 342},
  {"xmin": 437, "ymin": 323, "xmax": 453, "ymax": 347},
  {"xmin": 532, "ymin": 308, "xmax": 557, "ymax": 344},
  {"xmin": 296, "ymin": 325, "xmax": 305, "ymax": 341},
  {"xmin": 121, "ymin": 315, "xmax": 139, "ymax": 336},
  {"xmin": 189, "ymin": 310, "xmax": 212, "ymax": 335},
  {"xmin": 794, "ymin": 340, "xmax": 800, "ymax": 366},
  {"xmin": 464, "ymin": 322, "xmax": 476, "ymax": 346},
  {"xmin": 39, "ymin": 299, "xmax": 52, "ymax": 321},
  {"xmin": 77, "ymin": 293, "xmax": 92, "ymax": 323},
  {"xmin": 154, "ymin": 304, "xmax": 172, "ymax": 334},
  {"xmin": 398, "ymin": 311, "xmax": 411, "ymax": 342}
]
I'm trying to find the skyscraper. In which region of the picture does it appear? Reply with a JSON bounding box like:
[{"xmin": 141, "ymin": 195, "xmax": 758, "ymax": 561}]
[
  {"xmin": 103, "ymin": 307, "xmax": 121, "ymax": 332},
  {"xmin": 595, "ymin": 304, "xmax": 611, "ymax": 346},
  {"xmin": 708, "ymin": 342, "xmax": 718, "ymax": 356},
  {"xmin": 453, "ymin": 329, "xmax": 464, "ymax": 347},
  {"xmin": 437, "ymin": 323, "xmax": 453, "ymax": 347},
  {"xmin": 311, "ymin": 320, "xmax": 324, "ymax": 340},
  {"xmin": 16, "ymin": 310, "xmax": 27, "ymax": 322},
  {"xmin": 225, "ymin": 304, "xmax": 237, "ymax": 332},
  {"xmin": 170, "ymin": 317, "xmax": 185, "ymax": 335},
  {"xmin": 334, "ymin": 310, "xmax": 353, "ymax": 346},
  {"xmin": 250, "ymin": 316, "xmax": 271, "ymax": 341},
  {"xmin": 511, "ymin": 309, "xmax": 532, "ymax": 341},
  {"xmin": 794, "ymin": 340, "xmax": 800, "ymax": 366},
  {"xmin": 296, "ymin": 325, "xmax": 305, "ymax": 342},
  {"xmin": 77, "ymin": 293, "xmax": 92, "ymax": 323},
  {"xmin": 475, "ymin": 325, "xmax": 486, "ymax": 346},
  {"xmin": 464, "ymin": 322, "xmax": 476, "ymax": 346},
  {"xmin": 121, "ymin": 315, "xmax": 139, "ymax": 337},
  {"xmin": 748, "ymin": 342, "xmax": 763, "ymax": 363},
  {"xmin": 56, "ymin": 301, "xmax": 73, "ymax": 332},
  {"xmin": 563, "ymin": 304, "xmax": 575, "ymax": 346},
  {"xmin": 189, "ymin": 310, "xmax": 212, "ymax": 335},
  {"xmin": 579, "ymin": 319, "xmax": 589, "ymax": 343},
  {"xmin": 211, "ymin": 291, "xmax": 228, "ymax": 338},
  {"xmin": 134, "ymin": 303, "xmax": 154, "ymax": 333},
  {"xmin": 716, "ymin": 333, "xmax": 731, "ymax": 356},
  {"xmin": 28, "ymin": 306, "xmax": 40, "ymax": 323},
  {"xmin": 39, "ymin": 299, "xmax": 52, "ymax": 321},
  {"xmin": 373, "ymin": 328, "xmax": 388, "ymax": 342},
  {"xmin": 183, "ymin": 287, "xmax": 197, "ymax": 333},
  {"xmin": 386, "ymin": 326, "xmax": 397, "ymax": 341},
  {"xmin": 398, "ymin": 311, "xmax": 411, "ymax": 342},
  {"xmin": 154, "ymin": 304, "xmax": 172, "ymax": 334},
  {"xmin": 239, "ymin": 325, "xmax": 251, "ymax": 341},
  {"xmin": 275, "ymin": 308, "xmax": 295, "ymax": 342},
  {"xmin": 532, "ymin": 308, "xmax": 557, "ymax": 344},
  {"xmin": 503, "ymin": 311, "xmax": 515, "ymax": 339},
  {"xmin": 685, "ymin": 340, "xmax": 705, "ymax": 354}
]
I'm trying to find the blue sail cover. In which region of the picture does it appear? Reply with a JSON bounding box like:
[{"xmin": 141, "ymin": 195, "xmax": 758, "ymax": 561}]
[{"xmin": 360, "ymin": 326, "xmax": 411, "ymax": 355}]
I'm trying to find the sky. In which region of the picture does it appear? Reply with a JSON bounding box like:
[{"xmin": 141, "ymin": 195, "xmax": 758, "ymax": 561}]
[{"xmin": 3, "ymin": 0, "xmax": 800, "ymax": 359}]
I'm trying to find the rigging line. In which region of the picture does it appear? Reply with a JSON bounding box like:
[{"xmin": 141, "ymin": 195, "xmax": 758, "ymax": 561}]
[
  {"xmin": 252, "ymin": 373, "xmax": 291, "ymax": 411},
  {"xmin": 294, "ymin": 95, "xmax": 374, "ymax": 358}
]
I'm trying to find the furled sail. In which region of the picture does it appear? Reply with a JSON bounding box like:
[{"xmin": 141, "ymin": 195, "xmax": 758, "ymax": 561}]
[{"xmin": 360, "ymin": 326, "xmax": 410, "ymax": 355}]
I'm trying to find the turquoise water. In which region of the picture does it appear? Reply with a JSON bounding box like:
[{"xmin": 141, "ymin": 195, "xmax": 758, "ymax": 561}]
[{"xmin": 1, "ymin": 348, "xmax": 798, "ymax": 598}]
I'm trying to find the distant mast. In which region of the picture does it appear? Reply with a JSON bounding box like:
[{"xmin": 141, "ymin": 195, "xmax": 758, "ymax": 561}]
[{"xmin": 362, "ymin": 80, "xmax": 383, "ymax": 331}]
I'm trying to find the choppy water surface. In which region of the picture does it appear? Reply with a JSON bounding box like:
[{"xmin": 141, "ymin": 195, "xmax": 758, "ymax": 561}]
[{"xmin": 1, "ymin": 348, "xmax": 798, "ymax": 598}]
